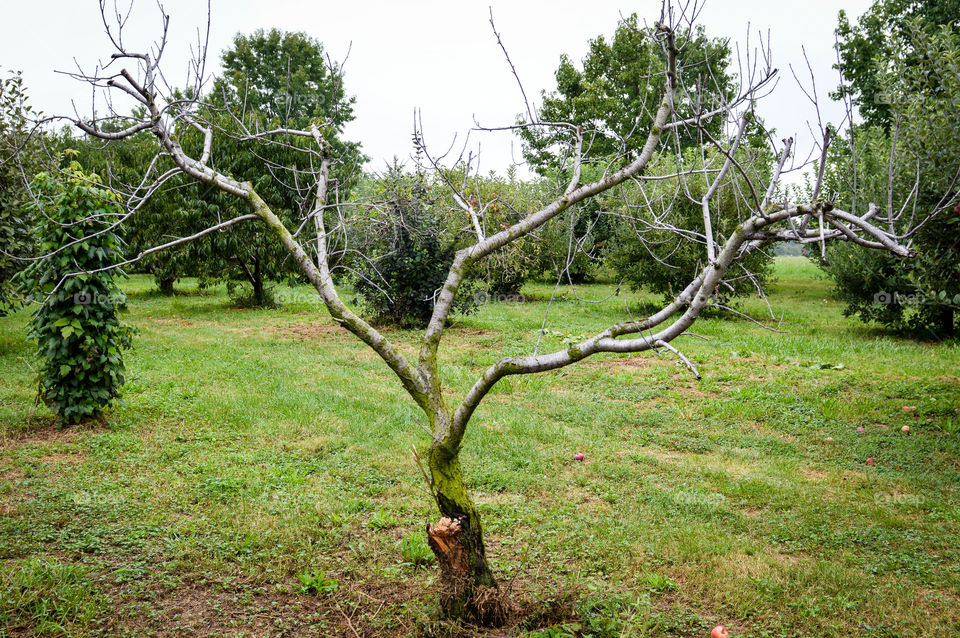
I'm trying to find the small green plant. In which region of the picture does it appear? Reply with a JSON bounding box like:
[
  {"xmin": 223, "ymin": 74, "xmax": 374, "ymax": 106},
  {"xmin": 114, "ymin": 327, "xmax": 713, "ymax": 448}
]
[
  {"xmin": 296, "ymin": 569, "xmax": 338, "ymax": 596},
  {"xmin": 0, "ymin": 558, "xmax": 107, "ymax": 633},
  {"xmin": 398, "ymin": 533, "xmax": 434, "ymax": 567},
  {"xmin": 643, "ymin": 572, "xmax": 678, "ymax": 594},
  {"xmin": 15, "ymin": 162, "xmax": 135, "ymax": 424},
  {"xmin": 524, "ymin": 624, "xmax": 581, "ymax": 638},
  {"xmin": 937, "ymin": 416, "xmax": 959, "ymax": 435},
  {"xmin": 366, "ymin": 509, "xmax": 398, "ymax": 530}
]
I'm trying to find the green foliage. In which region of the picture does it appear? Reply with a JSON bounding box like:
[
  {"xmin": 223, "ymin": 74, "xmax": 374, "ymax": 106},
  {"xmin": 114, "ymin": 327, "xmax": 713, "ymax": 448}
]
[
  {"xmin": 821, "ymin": 11, "xmax": 960, "ymax": 338},
  {"xmin": 15, "ymin": 163, "xmax": 134, "ymax": 424},
  {"xmin": 607, "ymin": 146, "xmax": 775, "ymax": 303},
  {"xmin": 352, "ymin": 165, "xmax": 479, "ymax": 328},
  {"xmin": 642, "ymin": 572, "xmax": 677, "ymax": 594},
  {"xmin": 0, "ymin": 558, "xmax": 107, "ymax": 635},
  {"xmin": 296, "ymin": 569, "xmax": 339, "ymax": 595},
  {"xmin": 398, "ymin": 533, "xmax": 434, "ymax": 567},
  {"xmin": 833, "ymin": 0, "xmax": 960, "ymax": 129},
  {"xmin": 0, "ymin": 70, "xmax": 43, "ymax": 315}
]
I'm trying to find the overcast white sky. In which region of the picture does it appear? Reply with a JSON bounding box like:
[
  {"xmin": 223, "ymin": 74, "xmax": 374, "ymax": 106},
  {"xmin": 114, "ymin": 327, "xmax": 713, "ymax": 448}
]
[{"xmin": 0, "ymin": 1, "xmax": 872, "ymax": 178}]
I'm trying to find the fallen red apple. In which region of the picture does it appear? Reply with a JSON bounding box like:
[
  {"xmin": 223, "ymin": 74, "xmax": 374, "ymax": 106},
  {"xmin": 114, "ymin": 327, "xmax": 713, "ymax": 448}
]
[
  {"xmin": 711, "ymin": 626, "xmax": 729, "ymax": 638},
  {"xmin": 902, "ymin": 406, "xmax": 917, "ymax": 412},
  {"xmin": 901, "ymin": 425, "xmax": 910, "ymax": 434},
  {"xmin": 574, "ymin": 452, "xmax": 585, "ymax": 461},
  {"xmin": 857, "ymin": 427, "xmax": 865, "ymax": 433},
  {"xmin": 866, "ymin": 457, "xmax": 875, "ymax": 464}
]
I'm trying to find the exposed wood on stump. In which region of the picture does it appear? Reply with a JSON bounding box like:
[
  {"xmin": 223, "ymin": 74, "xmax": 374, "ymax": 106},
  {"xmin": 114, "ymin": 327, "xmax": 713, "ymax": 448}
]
[
  {"xmin": 427, "ymin": 516, "xmax": 469, "ymax": 577},
  {"xmin": 426, "ymin": 515, "xmax": 511, "ymax": 625}
]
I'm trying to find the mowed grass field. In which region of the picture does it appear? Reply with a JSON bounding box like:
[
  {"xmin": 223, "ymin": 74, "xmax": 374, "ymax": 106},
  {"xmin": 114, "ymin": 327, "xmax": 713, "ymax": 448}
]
[{"xmin": 0, "ymin": 257, "xmax": 958, "ymax": 637}]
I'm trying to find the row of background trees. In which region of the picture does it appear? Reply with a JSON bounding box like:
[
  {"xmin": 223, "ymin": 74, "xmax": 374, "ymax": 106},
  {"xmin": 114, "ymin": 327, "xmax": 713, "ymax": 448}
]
[{"xmin": 2, "ymin": 2, "xmax": 957, "ymax": 335}]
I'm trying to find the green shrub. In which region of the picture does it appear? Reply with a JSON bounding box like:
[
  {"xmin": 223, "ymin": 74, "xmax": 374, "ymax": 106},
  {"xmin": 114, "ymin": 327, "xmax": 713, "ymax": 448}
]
[
  {"xmin": 16, "ymin": 162, "xmax": 135, "ymax": 424},
  {"xmin": 352, "ymin": 166, "xmax": 478, "ymax": 328}
]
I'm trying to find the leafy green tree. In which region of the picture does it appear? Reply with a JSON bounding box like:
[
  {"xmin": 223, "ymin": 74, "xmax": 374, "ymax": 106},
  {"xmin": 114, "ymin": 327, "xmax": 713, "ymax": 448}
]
[
  {"xmin": 608, "ymin": 143, "xmax": 776, "ymax": 304},
  {"xmin": 833, "ymin": 0, "xmax": 960, "ymax": 129},
  {"xmin": 821, "ymin": 8, "xmax": 960, "ymax": 337},
  {"xmin": 195, "ymin": 29, "xmax": 365, "ymax": 306},
  {"xmin": 73, "ymin": 129, "xmax": 202, "ymax": 295},
  {"xmin": 521, "ymin": 15, "xmax": 734, "ymax": 169},
  {"xmin": 0, "ymin": 70, "xmax": 43, "ymax": 314},
  {"xmin": 519, "ymin": 15, "xmax": 737, "ymax": 283},
  {"xmin": 15, "ymin": 163, "xmax": 134, "ymax": 424}
]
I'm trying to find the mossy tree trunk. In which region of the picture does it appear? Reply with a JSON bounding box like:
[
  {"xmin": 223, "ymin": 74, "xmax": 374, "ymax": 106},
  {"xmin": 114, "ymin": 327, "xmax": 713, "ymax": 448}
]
[{"xmin": 424, "ymin": 411, "xmax": 505, "ymax": 625}]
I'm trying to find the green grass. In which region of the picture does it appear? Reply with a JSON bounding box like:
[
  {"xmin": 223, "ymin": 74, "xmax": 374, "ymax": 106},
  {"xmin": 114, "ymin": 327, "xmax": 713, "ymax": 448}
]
[{"xmin": 1, "ymin": 257, "xmax": 958, "ymax": 636}]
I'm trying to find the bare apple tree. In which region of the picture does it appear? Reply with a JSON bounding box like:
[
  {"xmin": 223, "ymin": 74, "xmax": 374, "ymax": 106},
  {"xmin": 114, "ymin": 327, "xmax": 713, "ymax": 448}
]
[{"xmin": 18, "ymin": 0, "xmax": 941, "ymax": 623}]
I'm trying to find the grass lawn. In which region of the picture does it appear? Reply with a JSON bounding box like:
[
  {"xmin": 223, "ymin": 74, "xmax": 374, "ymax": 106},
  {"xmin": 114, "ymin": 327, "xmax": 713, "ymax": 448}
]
[{"xmin": 1, "ymin": 257, "xmax": 958, "ymax": 637}]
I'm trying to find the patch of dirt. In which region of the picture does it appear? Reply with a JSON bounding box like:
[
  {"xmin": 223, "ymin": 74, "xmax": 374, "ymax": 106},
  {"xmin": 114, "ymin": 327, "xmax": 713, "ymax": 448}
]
[
  {"xmin": 638, "ymin": 448, "xmax": 690, "ymax": 463},
  {"xmin": 448, "ymin": 327, "xmax": 495, "ymax": 337},
  {"xmin": 799, "ymin": 466, "xmax": 828, "ymax": 482},
  {"xmin": 39, "ymin": 451, "xmax": 86, "ymax": 464},
  {"xmin": 672, "ymin": 384, "xmax": 717, "ymax": 399},
  {"xmin": 0, "ymin": 420, "xmax": 93, "ymax": 452},
  {"xmin": 270, "ymin": 321, "xmax": 350, "ymax": 341},
  {"xmin": 110, "ymin": 575, "xmax": 428, "ymax": 638}
]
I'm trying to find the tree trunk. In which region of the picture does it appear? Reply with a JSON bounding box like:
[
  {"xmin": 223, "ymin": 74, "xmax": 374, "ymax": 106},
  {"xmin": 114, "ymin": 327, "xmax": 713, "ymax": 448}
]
[
  {"xmin": 157, "ymin": 276, "xmax": 175, "ymax": 296},
  {"xmin": 426, "ymin": 441, "xmax": 508, "ymax": 625},
  {"xmin": 934, "ymin": 305, "xmax": 955, "ymax": 339},
  {"xmin": 252, "ymin": 255, "xmax": 265, "ymax": 306}
]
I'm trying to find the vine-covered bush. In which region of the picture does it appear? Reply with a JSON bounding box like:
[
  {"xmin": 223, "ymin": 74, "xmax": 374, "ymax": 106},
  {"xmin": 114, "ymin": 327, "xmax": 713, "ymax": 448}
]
[{"xmin": 16, "ymin": 162, "xmax": 135, "ymax": 424}]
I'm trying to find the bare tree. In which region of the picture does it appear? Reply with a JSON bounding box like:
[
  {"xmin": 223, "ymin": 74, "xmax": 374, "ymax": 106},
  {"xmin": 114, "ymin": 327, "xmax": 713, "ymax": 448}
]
[{"xmin": 14, "ymin": 0, "xmax": 941, "ymax": 623}]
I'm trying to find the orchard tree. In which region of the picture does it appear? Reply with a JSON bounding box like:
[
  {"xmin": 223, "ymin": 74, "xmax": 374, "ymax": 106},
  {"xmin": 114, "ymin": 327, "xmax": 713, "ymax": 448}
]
[
  {"xmin": 200, "ymin": 29, "xmax": 365, "ymax": 306},
  {"xmin": 73, "ymin": 128, "xmax": 202, "ymax": 295},
  {"xmin": 516, "ymin": 13, "xmax": 777, "ymax": 292},
  {"xmin": 350, "ymin": 161, "xmax": 481, "ymax": 328},
  {"xmin": 0, "ymin": 70, "xmax": 44, "ymax": 314},
  {"xmin": 607, "ymin": 139, "xmax": 777, "ymax": 306},
  {"xmin": 820, "ymin": 4, "xmax": 960, "ymax": 338},
  {"xmin": 24, "ymin": 1, "xmax": 936, "ymax": 624},
  {"xmin": 16, "ymin": 163, "xmax": 135, "ymax": 424},
  {"xmin": 833, "ymin": 0, "xmax": 960, "ymax": 129}
]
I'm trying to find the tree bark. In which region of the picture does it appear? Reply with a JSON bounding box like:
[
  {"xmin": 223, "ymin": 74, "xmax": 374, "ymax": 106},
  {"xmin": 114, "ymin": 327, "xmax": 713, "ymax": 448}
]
[
  {"xmin": 934, "ymin": 305, "xmax": 955, "ymax": 339},
  {"xmin": 157, "ymin": 276, "xmax": 175, "ymax": 296},
  {"xmin": 426, "ymin": 438, "xmax": 506, "ymax": 624}
]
